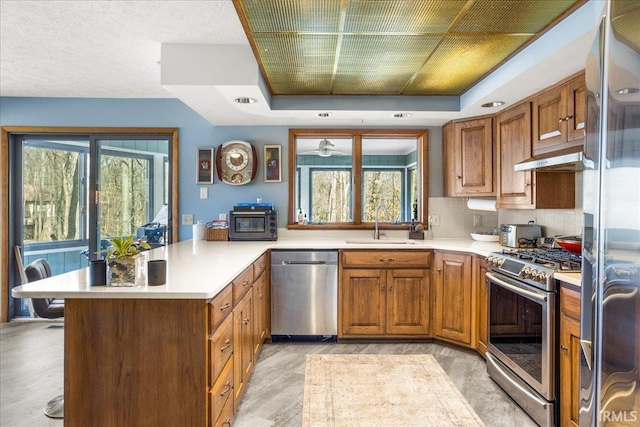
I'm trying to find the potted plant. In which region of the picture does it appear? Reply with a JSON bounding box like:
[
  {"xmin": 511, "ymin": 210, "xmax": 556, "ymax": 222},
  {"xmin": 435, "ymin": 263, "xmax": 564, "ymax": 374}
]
[{"xmin": 102, "ymin": 236, "xmax": 150, "ymax": 287}]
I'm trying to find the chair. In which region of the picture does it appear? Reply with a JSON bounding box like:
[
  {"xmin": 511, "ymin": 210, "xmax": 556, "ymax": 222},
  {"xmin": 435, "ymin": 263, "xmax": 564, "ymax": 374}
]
[
  {"xmin": 22, "ymin": 258, "xmax": 65, "ymax": 418},
  {"xmin": 24, "ymin": 259, "xmax": 64, "ymax": 319}
]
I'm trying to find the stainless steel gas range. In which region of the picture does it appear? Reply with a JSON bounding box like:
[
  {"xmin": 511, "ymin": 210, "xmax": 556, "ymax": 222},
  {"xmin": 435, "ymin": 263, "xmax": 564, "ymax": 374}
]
[{"xmin": 485, "ymin": 248, "xmax": 581, "ymax": 427}]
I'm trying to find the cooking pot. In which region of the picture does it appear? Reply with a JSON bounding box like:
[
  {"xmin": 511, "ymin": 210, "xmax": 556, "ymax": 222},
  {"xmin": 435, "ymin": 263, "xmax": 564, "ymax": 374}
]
[{"xmin": 554, "ymin": 235, "xmax": 582, "ymax": 254}]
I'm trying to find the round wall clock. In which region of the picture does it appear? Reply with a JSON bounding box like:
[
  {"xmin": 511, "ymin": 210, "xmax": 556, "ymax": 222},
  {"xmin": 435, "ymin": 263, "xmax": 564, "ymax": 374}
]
[{"xmin": 216, "ymin": 140, "xmax": 258, "ymax": 185}]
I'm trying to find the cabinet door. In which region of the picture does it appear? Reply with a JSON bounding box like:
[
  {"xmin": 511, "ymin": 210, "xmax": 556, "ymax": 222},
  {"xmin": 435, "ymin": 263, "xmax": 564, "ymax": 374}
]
[
  {"xmin": 252, "ymin": 273, "xmax": 268, "ymax": 358},
  {"xmin": 559, "ymin": 285, "xmax": 581, "ymax": 427},
  {"xmin": 532, "ymin": 85, "xmax": 567, "ymax": 152},
  {"xmin": 567, "ymin": 76, "xmax": 586, "ymax": 143},
  {"xmin": 496, "ymin": 102, "xmax": 534, "ymax": 208},
  {"xmin": 443, "ymin": 123, "xmax": 457, "ymax": 197},
  {"xmin": 474, "ymin": 256, "xmax": 488, "ymax": 355},
  {"xmin": 385, "ymin": 269, "xmax": 430, "ymax": 335},
  {"xmin": 341, "ymin": 269, "xmax": 386, "ymax": 336},
  {"xmin": 452, "ymin": 118, "xmax": 494, "ymax": 196},
  {"xmin": 433, "ymin": 252, "xmax": 472, "ymax": 345},
  {"xmin": 233, "ymin": 291, "xmax": 253, "ymax": 413}
]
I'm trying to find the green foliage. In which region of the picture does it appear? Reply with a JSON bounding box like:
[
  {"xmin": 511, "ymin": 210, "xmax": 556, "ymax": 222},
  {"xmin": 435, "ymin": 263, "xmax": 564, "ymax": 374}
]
[{"xmin": 101, "ymin": 235, "xmax": 150, "ymax": 259}]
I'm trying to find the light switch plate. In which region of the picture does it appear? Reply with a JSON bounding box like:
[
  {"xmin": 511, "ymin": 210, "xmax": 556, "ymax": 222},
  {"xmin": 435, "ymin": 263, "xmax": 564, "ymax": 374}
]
[
  {"xmin": 428, "ymin": 214, "xmax": 440, "ymax": 226},
  {"xmin": 200, "ymin": 187, "xmax": 208, "ymax": 199},
  {"xmin": 473, "ymin": 214, "xmax": 482, "ymax": 227},
  {"xmin": 182, "ymin": 214, "xmax": 194, "ymax": 225}
]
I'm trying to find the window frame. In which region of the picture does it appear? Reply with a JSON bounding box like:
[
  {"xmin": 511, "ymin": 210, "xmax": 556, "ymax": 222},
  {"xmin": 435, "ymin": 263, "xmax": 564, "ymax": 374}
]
[{"xmin": 288, "ymin": 128, "xmax": 428, "ymax": 229}]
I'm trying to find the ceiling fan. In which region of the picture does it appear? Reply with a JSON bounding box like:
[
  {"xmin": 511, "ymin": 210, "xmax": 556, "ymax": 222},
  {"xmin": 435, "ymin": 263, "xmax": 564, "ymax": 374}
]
[{"xmin": 299, "ymin": 139, "xmax": 349, "ymax": 157}]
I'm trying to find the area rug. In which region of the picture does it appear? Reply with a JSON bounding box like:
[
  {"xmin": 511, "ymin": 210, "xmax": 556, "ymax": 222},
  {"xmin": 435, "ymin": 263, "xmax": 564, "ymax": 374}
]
[{"xmin": 302, "ymin": 354, "xmax": 485, "ymax": 427}]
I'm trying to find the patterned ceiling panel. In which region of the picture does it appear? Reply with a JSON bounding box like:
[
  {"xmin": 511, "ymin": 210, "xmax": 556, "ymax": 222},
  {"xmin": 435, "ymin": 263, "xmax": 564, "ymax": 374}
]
[
  {"xmin": 233, "ymin": 0, "xmax": 586, "ymax": 96},
  {"xmin": 611, "ymin": 1, "xmax": 640, "ymax": 53},
  {"xmin": 406, "ymin": 34, "xmax": 531, "ymax": 95}
]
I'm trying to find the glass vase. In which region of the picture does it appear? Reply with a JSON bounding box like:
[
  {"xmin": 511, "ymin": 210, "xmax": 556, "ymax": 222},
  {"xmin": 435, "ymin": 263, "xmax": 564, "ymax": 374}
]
[{"xmin": 107, "ymin": 254, "xmax": 145, "ymax": 287}]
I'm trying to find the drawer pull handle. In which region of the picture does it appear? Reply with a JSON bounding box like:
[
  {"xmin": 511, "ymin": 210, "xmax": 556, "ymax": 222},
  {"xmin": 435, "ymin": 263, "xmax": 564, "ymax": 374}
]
[
  {"xmin": 381, "ymin": 284, "xmax": 386, "ymax": 290},
  {"xmin": 220, "ymin": 302, "xmax": 231, "ymax": 311},
  {"xmin": 259, "ymin": 294, "xmax": 264, "ymax": 300},
  {"xmin": 560, "ymin": 345, "xmax": 568, "ymax": 352},
  {"xmin": 258, "ymin": 263, "xmax": 264, "ymax": 269},
  {"xmin": 243, "ymin": 318, "xmax": 250, "ymax": 324},
  {"xmin": 242, "ymin": 280, "xmax": 251, "ymax": 286},
  {"xmin": 220, "ymin": 340, "xmax": 231, "ymax": 352},
  {"xmin": 379, "ymin": 258, "xmax": 394, "ymax": 262},
  {"xmin": 220, "ymin": 381, "xmax": 232, "ymax": 396},
  {"xmin": 223, "ymin": 419, "xmax": 231, "ymax": 426},
  {"xmin": 388, "ymin": 285, "xmax": 393, "ymax": 291}
]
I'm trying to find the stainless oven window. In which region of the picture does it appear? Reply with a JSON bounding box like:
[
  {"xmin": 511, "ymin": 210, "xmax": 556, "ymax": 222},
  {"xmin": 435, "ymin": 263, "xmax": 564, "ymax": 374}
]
[
  {"xmin": 234, "ymin": 216, "xmax": 266, "ymax": 233},
  {"xmin": 489, "ymin": 281, "xmax": 544, "ymax": 383}
]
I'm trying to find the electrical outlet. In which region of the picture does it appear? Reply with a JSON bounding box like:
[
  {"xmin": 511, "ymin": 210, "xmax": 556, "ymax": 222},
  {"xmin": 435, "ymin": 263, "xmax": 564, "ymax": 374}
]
[
  {"xmin": 182, "ymin": 214, "xmax": 194, "ymax": 225},
  {"xmin": 473, "ymin": 214, "xmax": 482, "ymax": 227},
  {"xmin": 428, "ymin": 214, "xmax": 440, "ymax": 226}
]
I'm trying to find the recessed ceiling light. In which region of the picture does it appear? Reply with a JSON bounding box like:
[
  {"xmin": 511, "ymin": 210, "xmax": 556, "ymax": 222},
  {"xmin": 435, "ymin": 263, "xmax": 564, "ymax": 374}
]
[
  {"xmin": 317, "ymin": 113, "xmax": 334, "ymax": 117},
  {"xmin": 234, "ymin": 97, "xmax": 257, "ymax": 104},
  {"xmin": 481, "ymin": 101, "xmax": 505, "ymax": 108},
  {"xmin": 393, "ymin": 113, "xmax": 412, "ymax": 118},
  {"xmin": 617, "ymin": 88, "xmax": 639, "ymax": 95}
]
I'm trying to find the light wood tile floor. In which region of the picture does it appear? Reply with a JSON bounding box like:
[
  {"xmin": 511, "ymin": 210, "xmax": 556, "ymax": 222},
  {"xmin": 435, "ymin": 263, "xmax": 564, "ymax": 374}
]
[{"xmin": 1, "ymin": 322, "xmax": 537, "ymax": 427}]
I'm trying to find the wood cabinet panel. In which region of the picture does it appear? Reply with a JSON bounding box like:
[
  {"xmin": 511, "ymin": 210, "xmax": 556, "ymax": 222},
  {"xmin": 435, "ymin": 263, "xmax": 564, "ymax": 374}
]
[
  {"xmin": 385, "ymin": 269, "xmax": 430, "ymax": 335},
  {"xmin": 432, "ymin": 252, "xmax": 473, "ymax": 345},
  {"xmin": 233, "ymin": 264, "xmax": 254, "ymax": 304},
  {"xmin": 209, "ymin": 314, "xmax": 234, "ymax": 387},
  {"xmin": 341, "ymin": 269, "xmax": 386, "ymax": 335},
  {"xmin": 233, "ymin": 290, "xmax": 253, "ymax": 413},
  {"xmin": 210, "ymin": 358, "xmax": 233, "ymax": 425},
  {"xmin": 454, "ymin": 118, "xmax": 494, "ymax": 196},
  {"xmin": 253, "ymin": 253, "xmax": 267, "ymax": 279},
  {"xmin": 214, "ymin": 388, "xmax": 234, "ymax": 427},
  {"xmin": 559, "ymin": 283, "xmax": 581, "ymax": 427},
  {"xmin": 252, "ymin": 272, "xmax": 269, "ymax": 357},
  {"xmin": 341, "ymin": 250, "xmax": 431, "ymax": 269},
  {"xmin": 64, "ymin": 299, "xmax": 207, "ymax": 427},
  {"xmin": 474, "ymin": 256, "xmax": 489, "ymax": 355},
  {"xmin": 209, "ymin": 285, "xmax": 233, "ymax": 335},
  {"xmin": 496, "ymin": 102, "xmax": 534, "ymax": 208},
  {"xmin": 533, "ymin": 75, "xmax": 585, "ymax": 154}
]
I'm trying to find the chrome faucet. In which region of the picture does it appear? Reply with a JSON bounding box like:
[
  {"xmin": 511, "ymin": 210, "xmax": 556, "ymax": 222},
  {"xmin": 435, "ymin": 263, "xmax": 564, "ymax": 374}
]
[{"xmin": 374, "ymin": 204, "xmax": 389, "ymax": 240}]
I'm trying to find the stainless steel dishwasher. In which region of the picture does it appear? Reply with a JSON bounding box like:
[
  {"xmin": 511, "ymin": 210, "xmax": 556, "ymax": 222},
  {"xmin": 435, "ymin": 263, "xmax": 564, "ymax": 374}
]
[{"xmin": 271, "ymin": 250, "xmax": 338, "ymax": 340}]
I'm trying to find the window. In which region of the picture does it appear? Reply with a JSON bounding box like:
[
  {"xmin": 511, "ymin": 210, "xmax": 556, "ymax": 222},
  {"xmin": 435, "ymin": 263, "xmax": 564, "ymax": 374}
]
[{"xmin": 289, "ymin": 129, "xmax": 428, "ymax": 228}]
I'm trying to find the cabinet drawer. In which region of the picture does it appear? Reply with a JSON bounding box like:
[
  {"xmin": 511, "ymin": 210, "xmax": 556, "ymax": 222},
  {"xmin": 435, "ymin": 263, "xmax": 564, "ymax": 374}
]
[
  {"xmin": 233, "ymin": 264, "xmax": 254, "ymax": 304},
  {"xmin": 342, "ymin": 250, "xmax": 431, "ymax": 269},
  {"xmin": 214, "ymin": 387, "xmax": 234, "ymax": 427},
  {"xmin": 210, "ymin": 358, "xmax": 234, "ymax": 426},
  {"xmin": 210, "ymin": 315, "xmax": 234, "ymax": 386},
  {"xmin": 253, "ymin": 253, "xmax": 267, "ymax": 279},
  {"xmin": 209, "ymin": 285, "xmax": 233, "ymax": 334},
  {"xmin": 560, "ymin": 283, "xmax": 581, "ymax": 321}
]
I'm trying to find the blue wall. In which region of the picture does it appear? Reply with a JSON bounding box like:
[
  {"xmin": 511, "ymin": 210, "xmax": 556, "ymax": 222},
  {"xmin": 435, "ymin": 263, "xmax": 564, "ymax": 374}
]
[{"xmin": 1, "ymin": 97, "xmax": 443, "ymax": 240}]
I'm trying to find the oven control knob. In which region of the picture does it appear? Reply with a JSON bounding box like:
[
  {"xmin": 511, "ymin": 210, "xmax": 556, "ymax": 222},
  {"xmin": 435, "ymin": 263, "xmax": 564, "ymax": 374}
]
[
  {"xmin": 496, "ymin": 258, "xmax": 505, "ymax": 267},
  {"xmin": 537, "ymin": 271, "xmax": 548, "ymax": 282}
]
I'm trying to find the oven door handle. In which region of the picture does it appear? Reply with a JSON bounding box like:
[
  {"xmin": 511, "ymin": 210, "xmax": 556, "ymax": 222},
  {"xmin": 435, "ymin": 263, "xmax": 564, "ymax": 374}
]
[
  {"xmin": 486, "ymin": 272, "xmax": 547, "ymax": 302},
  {"xmin": 486, "ymin": 353, "xmax": 549, "ymax": 409}
]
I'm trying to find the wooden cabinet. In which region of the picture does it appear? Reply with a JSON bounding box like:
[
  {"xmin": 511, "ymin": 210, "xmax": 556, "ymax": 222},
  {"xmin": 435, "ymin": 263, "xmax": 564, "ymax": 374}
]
[
  {"xmin": 252, "ymin": 269, "xmax": 270, "ymax": 358},
  {"xmin": 559, "ymin": 282, "xmax": 581, "ymax": 427},
  {"xmin": 233, "ymin": 286, "xmax": 253, "ymax": 413},
  {"xmin": 473, "ymin": 255, "xmax": 488, "ymax": 355},
  {"xmin": 340, "ymin": 250, "xmax": 431, "ymax": 338},
  {"xmin": 432, "ymin": 251, "xmax": 473, "ymax": 346},
  {"xmin": 443, "ymin": 117, "xmax": 494, "ymax": 197},
  {"xmin": 532, "ymin": 74, "xmax": 586, "ymax": 154},
  {"xmin": 496, "ymin": 101, "xmax": 575, "ymax": 209}
]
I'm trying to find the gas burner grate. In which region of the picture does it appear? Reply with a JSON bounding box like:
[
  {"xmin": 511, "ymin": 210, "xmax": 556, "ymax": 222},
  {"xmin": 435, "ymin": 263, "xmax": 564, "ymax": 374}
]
[{"xmin": 500, "ymin": 248, "xmax": 582, "ymax": 272}]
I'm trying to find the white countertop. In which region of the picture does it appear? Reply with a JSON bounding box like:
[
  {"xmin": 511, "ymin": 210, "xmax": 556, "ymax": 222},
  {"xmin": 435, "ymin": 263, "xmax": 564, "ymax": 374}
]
[{"xmin": 13, "ymin": 237, "xmax": 583, "ymax": 300}]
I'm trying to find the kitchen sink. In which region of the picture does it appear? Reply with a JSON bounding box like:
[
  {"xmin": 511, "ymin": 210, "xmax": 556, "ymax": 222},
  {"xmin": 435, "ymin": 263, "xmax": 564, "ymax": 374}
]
[{"xmin": 344, "ymin": 238, "xmax": 420, "ymax": 245}]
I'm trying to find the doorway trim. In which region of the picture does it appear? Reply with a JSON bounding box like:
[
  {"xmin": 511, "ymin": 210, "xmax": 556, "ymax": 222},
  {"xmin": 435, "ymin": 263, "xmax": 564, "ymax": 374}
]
[{"xmin": 1, "ymin": 126, "xmax": 180, "ymax": 322}]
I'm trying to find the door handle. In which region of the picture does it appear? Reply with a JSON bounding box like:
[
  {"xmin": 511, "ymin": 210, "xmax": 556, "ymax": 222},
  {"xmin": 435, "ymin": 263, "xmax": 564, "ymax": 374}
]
[{"xmin": 381, "ymin": 284, "xmax": 386, "ymax": 290}]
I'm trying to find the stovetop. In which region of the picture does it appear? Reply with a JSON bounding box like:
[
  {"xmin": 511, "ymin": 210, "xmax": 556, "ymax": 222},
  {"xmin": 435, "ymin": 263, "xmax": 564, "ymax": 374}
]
[
  {"xmin": 500, "ymin": 248, "xmax": 582, "ymax": 273},
  {"xmin": 487, "ymin": 247, "xmax": 582, "ymax": 291}
]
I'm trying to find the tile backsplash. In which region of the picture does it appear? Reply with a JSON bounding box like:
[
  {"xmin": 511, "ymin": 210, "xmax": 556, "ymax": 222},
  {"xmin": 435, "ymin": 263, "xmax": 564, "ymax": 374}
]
[{"xmin": 427, "ymin": 172, "xmax": 584, "ymax": 239}]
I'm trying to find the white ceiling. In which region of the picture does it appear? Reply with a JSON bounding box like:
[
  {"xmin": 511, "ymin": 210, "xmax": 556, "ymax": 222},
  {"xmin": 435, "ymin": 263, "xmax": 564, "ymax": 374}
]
[{"xmin": 0, "ymin": 0, "xmax": 603, "ymax": 127}]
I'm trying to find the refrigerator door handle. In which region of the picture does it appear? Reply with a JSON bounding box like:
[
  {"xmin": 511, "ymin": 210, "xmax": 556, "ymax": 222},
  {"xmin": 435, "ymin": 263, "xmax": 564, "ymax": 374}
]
[{"xmin": 581, "ymin": 339, "xmax": 593, "ymax": 371}]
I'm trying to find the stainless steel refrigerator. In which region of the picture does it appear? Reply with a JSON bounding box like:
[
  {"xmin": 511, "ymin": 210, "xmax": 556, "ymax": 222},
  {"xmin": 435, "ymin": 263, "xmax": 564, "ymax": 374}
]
[{"xmin": 581, "ymin": 0, "xmax": 640, "ymax": 425}]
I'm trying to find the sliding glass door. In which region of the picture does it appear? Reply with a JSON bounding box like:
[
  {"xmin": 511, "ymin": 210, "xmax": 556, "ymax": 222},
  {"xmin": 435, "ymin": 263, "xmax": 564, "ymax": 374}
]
[{"xmin": 12, "ymin": 133, "xmax": 171, "ymax": 317}]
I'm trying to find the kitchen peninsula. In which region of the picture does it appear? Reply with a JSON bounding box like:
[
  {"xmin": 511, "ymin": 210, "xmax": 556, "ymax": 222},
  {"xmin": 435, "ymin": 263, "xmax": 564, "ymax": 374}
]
[{"xmin": 12, "ymin": 238, "xmax": 580, "ymax": 426}]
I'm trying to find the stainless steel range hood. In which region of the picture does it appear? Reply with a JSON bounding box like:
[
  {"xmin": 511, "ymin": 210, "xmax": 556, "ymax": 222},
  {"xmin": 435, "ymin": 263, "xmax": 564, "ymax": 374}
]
[{"xmin": 514, "ymin": 146, "xmax": 585, "ymax": 172}]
